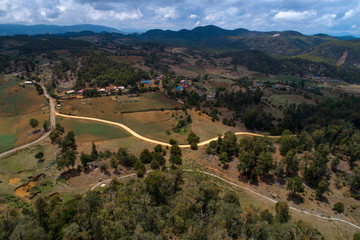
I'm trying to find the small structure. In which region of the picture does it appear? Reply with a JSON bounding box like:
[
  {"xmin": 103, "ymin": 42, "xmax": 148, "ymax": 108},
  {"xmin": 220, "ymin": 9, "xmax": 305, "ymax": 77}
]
[
  {"xmin": 24, "ymin": 81, "xmax": 33, "ymax": 85},
  {"xmin": 140, "ymin": 80, "xmax": 152, "ymax": 84},
  {"xmin": 272, "ymin": 84, "xmax": 293, "ymax": 91},
  {"xmin": 66, "ymin": 90, "xmax": 75, "ymax": 94},
  {"xmin": 176, "ymin": 86, "xmax": 183, "ymax": 91}
]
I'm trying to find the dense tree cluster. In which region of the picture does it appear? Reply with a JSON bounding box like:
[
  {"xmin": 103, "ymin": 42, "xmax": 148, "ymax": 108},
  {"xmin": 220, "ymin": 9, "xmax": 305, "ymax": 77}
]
[
  {"xmin": 206, "ymin": 131, "xmax": 238, "ymax": 163},
  {"xmin": 75, "ymin": 51, "xmax": 148, "ymax": 89},
  {"xmin": 238, "ymin": 136, "xmax": 275, "ymax": 182},
  {"xmin": 0, "ymin": 170, "xmax": 323, "ymax": 239}
]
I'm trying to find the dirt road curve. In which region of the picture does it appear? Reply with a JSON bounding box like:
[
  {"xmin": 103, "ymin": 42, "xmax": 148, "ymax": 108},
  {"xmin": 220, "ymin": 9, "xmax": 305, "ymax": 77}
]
[
  {"xmin": 0, "ymin": 85, "xmax": 55, "ymax": 159},
  {"xmin": 91, "ymin": 169, "xmax": 360, "ymax": 231},
  {"xmin": 55, "ymin": 112, "xmax": 275, "ymax": 148}
]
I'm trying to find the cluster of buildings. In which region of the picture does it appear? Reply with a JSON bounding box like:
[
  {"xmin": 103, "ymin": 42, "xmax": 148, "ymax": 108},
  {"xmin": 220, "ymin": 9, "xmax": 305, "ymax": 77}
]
[
  {"xmin": 311, "ymin": 76, "xmax": 340, "ymax": 83},
  {"xmin": 63, "ymin": 85, "xmax": 126, "ymax": 97},
  {"xmin": 176, "ymin": 78, "xmax": 193, "ymax": 91},
  {"xmin": 272, "ymin": 84, "xmax": 293, "ymax": 91}
]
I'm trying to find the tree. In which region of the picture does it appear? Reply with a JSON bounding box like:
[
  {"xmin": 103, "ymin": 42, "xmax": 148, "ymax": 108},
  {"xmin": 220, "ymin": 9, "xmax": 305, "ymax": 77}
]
[
  {"xmin": 91, "ymin": 141, "xmax": 98, "ymax": 161},
  {"xmin": 117, "ymin": 148, "xmax": 137, "ymax": 168},
  {"xmin": 282, "ymin": 150, "xmax": 299, "ymax": 176},
  {"xmin": 144, "ymin": 170, "xmax": 163, "ymax": 203},
  {"xmin": 80, "ymin": 153, "xmax": 92, "ymax": 168},
  {"xmin": 316, "ymin": 179, "xmax": 329, "ymax": 199},
  {"xmin": 43, "ymin": 120, "xmax": 50, "ymax": 132},
  {"xmin": 154, "ymin": 144, "xmax": 162, "ymax": 153},
  {"xmin": 35, "ymin": 151, "xmax": 44, "ymax": 161},
  {"xmin": 220, "ymin": 152, "xmax": 229, "ymax": 164},
  {"xmin": 29, "ymin": 118, "xmax": 39, "ymax": 131},
  {"xmin": 64, "ymin": 150, "xmax": 76, "ymax": 169},
  {"xmin": 275, "ymin": 201, "xmax": 290, "ymax": 223},
  {"xmin": 350, "ymin": 166, "xmax": 360, "ymax": 199},
  {"xmin": 238, "ymin": 136, "xmax": 274, "ymax": 182},
  {"xmin": 190, "ymin": 142, "xmax": 198, "ymax": 150},
  {"xmin": 170, "ymin": 144, "xmax": 182, "ymax": 156},
  {"xmin": 286, "ymin": 176, "xmax": 304, "ymax": 195},
  {"xmin": 354, "ymin": 233, "xmax": 360, "ymax": 240},
  {"xmin": 169, "ymin": 139, "xmax": 177, "ymax": 145},
  {"xmin": 260, "ymin": 209, "xmax": 274, "ymax": 224},
  {"xmin": 220, "ymin": 131, "xmax": 238, "ymax": 157},
  {"xmin": 187, "ymin": 132, "xmax": 200, "ymax": 145},
  {"xmin": 49, "ymin": 131, "xmax": 60, "ymax": 144},
  {"xmin": 140, "ymin": 149, "xmax": 152, "ymax": 164},
  {"xmin": 152, "ymin": 152, "xmax": 166, "ymax": 166},
  {"xmin": 60, "ymin": 131, "xmax": 77, "ymax": 152},
  {"xmin": 150, "ymin": 159, "xmax": 160, "ymax": 170},
  {"xmin": 169, "ymin": 154, "xmax": 182, "ymax": 167},
  {"xmin": 332, "ymin": 202, "xmax": 344, "ymax": 213},
  {"xmin": 279, "ymin": 130, "xmax": 299, "ymax": 156}
]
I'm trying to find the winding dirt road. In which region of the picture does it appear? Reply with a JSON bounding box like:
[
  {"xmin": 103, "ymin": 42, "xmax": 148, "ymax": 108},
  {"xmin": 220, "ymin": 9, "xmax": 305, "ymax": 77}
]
[
  {"xmin": 55, "ymin": 112, "xmax": 274, "ymax": 148},
  {"xmin": 0, "ymin": 85, "xmax": 55, "ymax": 159},
  {"xmin": 91, "ymin": 169, "xmax": 360, "ymax": 231}
]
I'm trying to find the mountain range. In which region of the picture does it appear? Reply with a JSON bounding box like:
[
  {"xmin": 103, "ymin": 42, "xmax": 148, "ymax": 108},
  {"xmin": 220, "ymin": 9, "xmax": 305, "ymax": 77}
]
[
  {"xmin": 1, "ymin": 24, "xmax": 360, "ymax": 67},
  {"xmin": 0, "ymin": 24, "xmax": 123, "ymax": 36}
]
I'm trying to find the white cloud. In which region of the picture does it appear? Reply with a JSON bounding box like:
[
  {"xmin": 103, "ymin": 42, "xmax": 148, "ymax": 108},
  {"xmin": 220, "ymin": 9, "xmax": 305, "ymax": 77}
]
[
  {"xmin": 226, "ymin": 7, "xmax": 238, "ymax": 15},
  {"xmin": 113, "ymin": 9, "xmax": 143, "ymax": 21},
  {"xmin": 156, "ymin": 7, "xmax": 176, "ymax": 19},
  {"xmin": 189, "ymin": 14, "xmax": 197, "ymax": 19},
  {"xmin": 273, "ymin": 10, "xmax": 317, "ymax": 21},
  {"xmin": 342, "ymin": 9, "xmax": 354, "ymax": 20}
]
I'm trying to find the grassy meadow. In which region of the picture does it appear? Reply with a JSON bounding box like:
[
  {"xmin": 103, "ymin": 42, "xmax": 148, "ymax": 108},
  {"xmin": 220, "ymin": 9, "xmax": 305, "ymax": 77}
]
[{"xmin": 0, "ymin": 77, "xmax": 49, "ymax": 152}]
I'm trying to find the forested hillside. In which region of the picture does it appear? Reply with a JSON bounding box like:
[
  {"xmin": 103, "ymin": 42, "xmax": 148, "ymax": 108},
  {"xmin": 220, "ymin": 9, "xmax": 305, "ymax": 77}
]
[{"xmin": 0, "ymin": 169, "xmax": 323, "ymax": 240}]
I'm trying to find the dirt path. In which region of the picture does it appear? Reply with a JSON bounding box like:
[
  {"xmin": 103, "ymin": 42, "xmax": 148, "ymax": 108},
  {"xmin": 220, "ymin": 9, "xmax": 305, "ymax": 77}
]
[
  {"xmin": 0, "ymin": 84, "xmax": 55, "ymax": 159},
  {"xmin": 90, "ymin": 168, "xmax": 360, "ymax": 231},
  {"xmin": 337, "ymin": 50, "xmax": 348, "ymax": 66},
  {"xmin": 56, "ymin": 112, "xmax": 277, "ymax": 148}
]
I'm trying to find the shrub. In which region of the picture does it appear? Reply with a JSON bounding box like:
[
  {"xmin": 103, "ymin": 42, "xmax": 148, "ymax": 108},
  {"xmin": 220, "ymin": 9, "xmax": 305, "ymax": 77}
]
[
  {"xmin": 333, "ymin": 202, "xmax": 344, "ymax": 213},
  {"xmin": 169, "ymin": 139, "xmax": 177, "ymax": 145}
]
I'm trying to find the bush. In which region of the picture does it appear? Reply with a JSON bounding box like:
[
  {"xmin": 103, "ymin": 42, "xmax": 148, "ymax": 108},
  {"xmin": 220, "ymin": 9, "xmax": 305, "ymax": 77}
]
[
  {"xmin": 354, "ymin": 233, "xmax": 360, "ymax": 240},
  {"xmin": 169, "ymin": 139, "xmax": 177, "ymax": 145},
  {"xmin": 190, "ymin": 142, "xmax": 198, "ymax": 150},
  {"xmin": 333, "ymin": 202, "xmax": 344, "ymax": 213},
  {"xmin": 35, "ymin": 151, "xmax": 44, "ymax": 160},
  {"xmin": 150, "ymin": 159, "xmax": 160, "ymax": 170}
]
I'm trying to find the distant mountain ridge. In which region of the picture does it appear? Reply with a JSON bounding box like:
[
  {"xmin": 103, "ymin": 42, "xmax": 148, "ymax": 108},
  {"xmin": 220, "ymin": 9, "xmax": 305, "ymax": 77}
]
[{"xmin": 0, "ymin": 24, "xmax": 123, "ymax": 36}]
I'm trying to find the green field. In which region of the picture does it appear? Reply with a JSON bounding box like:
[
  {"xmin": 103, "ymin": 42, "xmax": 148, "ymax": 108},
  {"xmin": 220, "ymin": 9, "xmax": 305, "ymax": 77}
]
[
  {"xmin": 255, "ymin": 75, "xmax": 315, "ymax": 87},
  {"xmin": 0, "ymin": 135, "xmax": 17, "ymax": 152},
  {"xmin": 265, "ymin": 94, "xmax": 315, "ymax": 108},
  {"xmin": 0, "ymin": 76, "xmax": 49, "ymax": 152},
  {"xmin": 0, "ymin": 78, "xmax": 46, "ymax": 117},
  {"xmin": 58, "ymin": 118, "xmax": 131, "ymax": 142}
]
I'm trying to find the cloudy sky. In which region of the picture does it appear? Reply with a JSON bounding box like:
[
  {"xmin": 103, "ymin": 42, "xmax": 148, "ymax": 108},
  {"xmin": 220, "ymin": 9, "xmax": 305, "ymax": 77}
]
[{"xmin": 0, "ymin": 0, "xmax": 360, "ymax": 35}]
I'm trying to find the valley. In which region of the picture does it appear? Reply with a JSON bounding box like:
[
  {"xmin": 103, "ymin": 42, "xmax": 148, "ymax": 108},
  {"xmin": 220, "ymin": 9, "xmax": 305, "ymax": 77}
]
[{"xmin": 0, "ymin": 25, "xmax": 360, "ymax": 239}]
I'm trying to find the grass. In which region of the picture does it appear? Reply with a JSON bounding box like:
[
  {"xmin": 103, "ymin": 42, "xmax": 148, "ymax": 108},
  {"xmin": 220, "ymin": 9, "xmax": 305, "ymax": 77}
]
[
  {"xmin": 58, "ymin": 117, "xmax": 131, "ymax": 142},
  {"xmin": 265, "ymin": 94, "xmax": 315, "ymax": 108},
  {"xmin": 0, "ymin": 135, "xmax": 17, "ymax": 152},
  {"xmin": 60, "ymin": 92, "xmax": 181, "ymax": 120},
  {"xmin": 0, "ymin": 78, "xmax": 46, "ymax": 117}
]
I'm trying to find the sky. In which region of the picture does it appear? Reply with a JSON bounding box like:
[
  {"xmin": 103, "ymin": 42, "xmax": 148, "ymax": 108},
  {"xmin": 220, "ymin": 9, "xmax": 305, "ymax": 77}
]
[{"xmin": 0, "ymin": 0, "xmax": 360, "ymax": 35}]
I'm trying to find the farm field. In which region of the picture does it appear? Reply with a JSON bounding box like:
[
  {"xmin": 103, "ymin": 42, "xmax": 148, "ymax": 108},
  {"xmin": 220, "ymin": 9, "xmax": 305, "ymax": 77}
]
[
  {"xmin": 0, "ymin": 77, "xmax": 47, "ymax": 117},
  {"xmin": 0, "ymin": 77, "xmax": 49, "ymax": 152},
  {"xmin": 264, "ymin": 93, "xmax": 315, "ymax": 108},
  {"xmin": 58, "ymin": 117, "xmax": 131, "ymax": 143},
  {"xmin": 60, "ymin": 92, "xmax": 182, "ymax": 119}
]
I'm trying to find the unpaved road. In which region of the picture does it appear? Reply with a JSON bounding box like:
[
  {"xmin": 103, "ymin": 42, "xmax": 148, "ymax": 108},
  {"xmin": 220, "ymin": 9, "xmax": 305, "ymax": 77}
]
[
  {"xmin": 0, "ymin": 84, "xmax": 55, "ymax": 159},
  {"xmin": 91, "ymin": 169, "xmax": 360, "ymax": 231},
  {"xmin": 55, "ymin": 112, "xmax": 276, "ymax": 148}
]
